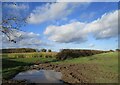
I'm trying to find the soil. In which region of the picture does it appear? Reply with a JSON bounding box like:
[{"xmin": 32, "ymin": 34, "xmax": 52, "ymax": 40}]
[
  {"xmin": 29, "ymin": 63, "xmax": 100, "ymax": 83},
  {"xmin": 2, "ymin": 63, "xmax": 118, "ymax": 85},
  {"xmin": 29, "ymin": 63, "xmax": 118, "ymax": 84}
]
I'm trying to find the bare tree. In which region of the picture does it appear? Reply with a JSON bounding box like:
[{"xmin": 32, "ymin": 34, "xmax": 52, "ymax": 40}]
[{"xmin": 1, "ymin": 2, "xmax": 29, "ymax": 43}]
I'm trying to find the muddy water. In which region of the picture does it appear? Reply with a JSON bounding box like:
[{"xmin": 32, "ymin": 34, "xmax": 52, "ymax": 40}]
[{"xmin": 13, "ymin": 70, "xmax": 63, "ymax": 83}]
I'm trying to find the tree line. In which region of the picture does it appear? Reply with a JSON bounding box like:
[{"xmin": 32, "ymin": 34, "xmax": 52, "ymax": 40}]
[
  {"xmin": 56, "ymin": 49, "xmax": 114, "ymax": 60},
  {"xmin": 1, "ymin": 48, "xmax": 36, "ymax": 53},
  {"xmin": 1, "ymin": 48, "xmax": 52, "ymax": 53}
]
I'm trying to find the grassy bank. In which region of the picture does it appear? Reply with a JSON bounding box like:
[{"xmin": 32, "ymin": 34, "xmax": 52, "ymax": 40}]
[
  {"xmin": 57, "ymin": 52, "xmax": 118, "ymax": 73},
  {"xmin": 2, "ymin": 57, "xmax": 56, "ymax": 79},
  {"xmin": 2, "ymin": 52, "xmax": 56, "ymax": 79},
  {"xmin": 53, "ymin": 52, "xmax": 118, "ymax": 83}
]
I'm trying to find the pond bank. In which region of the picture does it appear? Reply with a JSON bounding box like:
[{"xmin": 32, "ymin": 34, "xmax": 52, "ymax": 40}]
[{"xmin": 2, "ymin": 63, "xmax": 118, "ymax": 84}]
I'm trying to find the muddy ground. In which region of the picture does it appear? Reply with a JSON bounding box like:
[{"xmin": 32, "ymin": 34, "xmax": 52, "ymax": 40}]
[{"xmin": 2, "ymin": 63, "xmax": 118, "ymax": 85}]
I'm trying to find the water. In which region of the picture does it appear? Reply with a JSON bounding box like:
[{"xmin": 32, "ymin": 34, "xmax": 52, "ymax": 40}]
[{"xmin": 13, "ymin": 70, "xmax": 63, "ymax": 83}]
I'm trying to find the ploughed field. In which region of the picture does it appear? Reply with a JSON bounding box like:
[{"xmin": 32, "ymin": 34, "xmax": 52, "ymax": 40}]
[{"xmin": 2, "ymin": 51, "xmax": 118, "ymax": 84}]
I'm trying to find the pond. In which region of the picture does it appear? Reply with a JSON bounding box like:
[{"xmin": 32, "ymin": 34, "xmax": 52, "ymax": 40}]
[{"xmin": 13, "ymin": 70, "xmax": 63, "ymax": 83}]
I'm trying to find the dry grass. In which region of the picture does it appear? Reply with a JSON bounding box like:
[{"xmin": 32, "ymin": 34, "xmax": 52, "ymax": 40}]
[{"xmin": 2, "ymin": 52, "xmax": 57, "ymax": 59}]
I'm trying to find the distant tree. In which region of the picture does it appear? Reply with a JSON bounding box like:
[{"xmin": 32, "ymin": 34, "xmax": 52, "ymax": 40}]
[
  {"xmin": 109, "ymin": 50, "xmax": 114, "ymax": 52},
  {"xmin": 41, "ymin": 49, "xmax": 47, "ymax": 52},
  {"xmin": 1, "ymin": 48, "xmax": 36, "ymax": 53},
  {"xmin": 116, "ymin": 49, "xmax": 120, "ymax": 52},
  {"xmin": 48, "ymin": 49, "xmax": 52, "ymax": 52}
]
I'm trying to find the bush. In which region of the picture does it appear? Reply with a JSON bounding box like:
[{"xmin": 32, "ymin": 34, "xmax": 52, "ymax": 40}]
[
  {"xmin": 116, "ymin": 49, "xmax": 120, "ymax": 52},
  {"xmin": 56, "ymin": 49, "xmax": 108, "ymax": 60},
  {"xmin": 41, "ymin": 49, "xmax": 47, "ymax": 52},
  {"xmin": 109, "ymin": 50, "xmax": 114, "ymax": 52},
  {"xmin": 48, "ymin": 49, "xmax": 52, "ymax": 52}
]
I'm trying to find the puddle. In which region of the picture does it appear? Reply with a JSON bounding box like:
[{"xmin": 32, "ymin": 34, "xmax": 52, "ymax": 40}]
[{"xmin": 13, "ymin": 70, "xmax": 63, "ymax": 83}]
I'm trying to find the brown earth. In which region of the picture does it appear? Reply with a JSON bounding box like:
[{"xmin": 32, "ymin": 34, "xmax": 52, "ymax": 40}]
[
  {"xmin": 2, "ymin": 63, "xmax": 118, "ymax": 85},
  {"xmin": 29, "ymin": 63, "xmax": 118, "ymax": 84}
]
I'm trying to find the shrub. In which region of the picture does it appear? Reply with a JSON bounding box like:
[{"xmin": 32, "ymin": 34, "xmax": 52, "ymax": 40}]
[
  {"xmin": 116, "ymin": 49, "xmax": 120, "ymax": 52},
  {"xmin": 109, "ymin": 50, "xmax": 114, "ymax": 52},
  {"xmin": 48, "ymin": 49, "xmax": 52, "ymax": 52},
  {"xmin": 56, "ymin": 49, "xmax": 108, "ymax": 60},
  {"xmin": 41, "ymin": 49, "xmax": 47, "ymax": 52}
]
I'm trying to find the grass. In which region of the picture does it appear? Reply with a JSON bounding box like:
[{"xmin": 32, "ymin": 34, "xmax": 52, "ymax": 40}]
[
  {"xmin": 2, "ymin": 52, "xmax": 57, "ymax": 59},
  {"xmin": 2, "ymin": 66, "xmax": 23, "ymax": 79},
  {"xmin": 54, "ymin": 52, "xmax": 118, "ymax": 72},
  {"xmin": 11, "ymin": 57, "xmax": 56, "ymax": 64},
  {"xmin": 2, "ymin": 52, "xmax": 118, "ymax": 83},
  {"xmin": 2, "ymin": 53, "xmax": 56, "ymax": 79},
  {"xmin": 2, "ymin": 58, "xmax": 56, "ymax": 79},
  {"xmin": 53, "ymin": 52, "xmax": 118, "ymax": 83}
]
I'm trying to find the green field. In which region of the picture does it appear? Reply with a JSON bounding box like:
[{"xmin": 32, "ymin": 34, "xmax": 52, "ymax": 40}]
[
  {"xmin": 54, "ymin": 52, "xmax": 118, "ymax": 83},
  {"xmin": 2, "ymin": 52, "xmax": 118, "ymax": 83},
  {"xmin": 54, "ymin": 52, "xmax": 118, "ymax": 73},
  {"xmin": 2, "ymin": 52, "xmax": 57, "ymax": 79}
]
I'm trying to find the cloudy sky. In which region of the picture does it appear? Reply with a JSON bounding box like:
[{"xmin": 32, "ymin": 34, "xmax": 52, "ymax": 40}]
[{"xmin": 1, "ymin": 2, "xmax": 119, "ymax": 51}]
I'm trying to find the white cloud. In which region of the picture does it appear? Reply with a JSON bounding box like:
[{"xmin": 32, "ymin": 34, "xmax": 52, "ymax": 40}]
[
  {"xmin": 2, "ymin": 29, "xmax": 40, "ymax": 41},
  {"xmin": 1, "ymin": 30, "xmax": 48, "ymax": 49},
  {"xmin": 3, "ymin": 3, "xmax": 29, "ymax": 18},
  {"xmin": 80, "ymin": 12, "xmax": 96, "ymax": 22},
  {"xmin": 88, "ymin": 43, "xmax": 95, "ymax": 47},
  {"xmin": 44, "ymin": 10, "xmax": 118, "ymax": 43},
  {"xmin": 44, "ymin": 22, "xmax": 87, "ymax": 43},
  {"xmin": 27, "ymin": 2, "xmax": 89, "ymax": 24},
  {"xmin": 83, "ymin": 10, "xmax": 118, "ymax": 39},
  {"xmin": 3, "ymin": 3, "xmax": 29, "ymax": 10}
]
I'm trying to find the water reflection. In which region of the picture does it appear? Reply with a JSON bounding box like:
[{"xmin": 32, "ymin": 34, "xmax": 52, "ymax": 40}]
[{"xmin": 13, "ymin": 70, "xmax": 62, "ymax": 83}]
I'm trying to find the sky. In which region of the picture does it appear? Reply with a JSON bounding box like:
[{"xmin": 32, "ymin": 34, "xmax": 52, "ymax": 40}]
[{"xmin": 1, "ymin": 2, "xmax": 119, "ymax": 51}]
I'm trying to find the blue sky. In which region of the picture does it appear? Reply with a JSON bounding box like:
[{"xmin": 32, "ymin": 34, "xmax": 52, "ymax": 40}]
[{"xmin": 2, "ymin": 2, "xmax": 119, "ymax": 51}]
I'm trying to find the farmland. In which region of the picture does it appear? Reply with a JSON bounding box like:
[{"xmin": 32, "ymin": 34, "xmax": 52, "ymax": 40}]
[
  {"xmin": 2, "ymin": 52, "xmax": 57, "ymax": 79},
  {"xmin": 2, "ymin": 2, "xmax": 119, "ymax": 85},
  {"xmin": 2, "ymin": 51, "xmax": 118, "ymax": 84}
]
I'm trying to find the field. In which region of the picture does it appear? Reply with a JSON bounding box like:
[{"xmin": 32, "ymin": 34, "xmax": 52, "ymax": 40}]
[
  {"xmin": 2, "ymin": 52, "xmax": 57, "ymax": 79},
  {"xmin": 2, "ymin": 52, "xmax": 57, "ymax": 58},
  {"xmin": 2, "ymin": 52, "xmax": 118, "ymax": 83}
]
